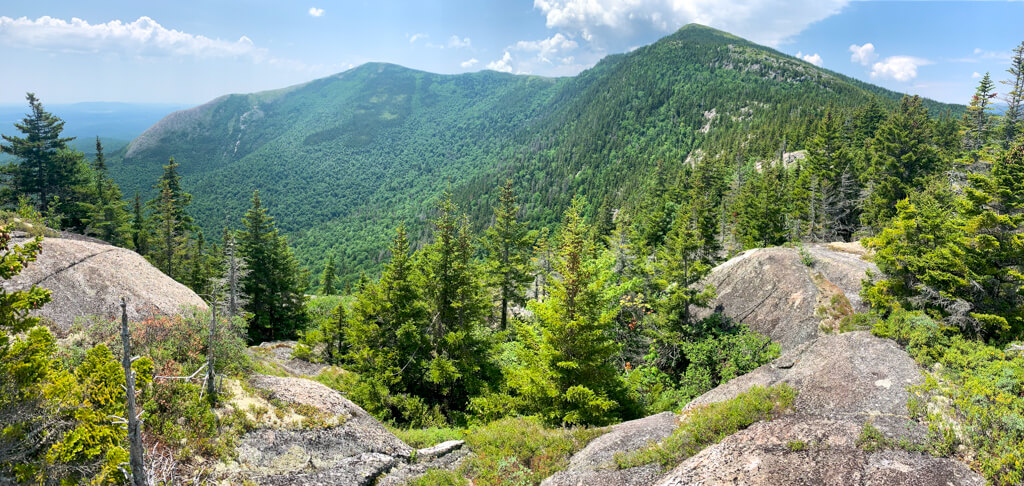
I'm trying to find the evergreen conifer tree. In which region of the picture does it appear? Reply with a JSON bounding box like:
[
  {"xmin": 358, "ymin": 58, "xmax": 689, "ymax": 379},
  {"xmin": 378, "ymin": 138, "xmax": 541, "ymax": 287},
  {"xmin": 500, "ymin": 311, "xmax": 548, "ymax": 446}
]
[
  {"xmin": 147, "ymin": 158, "xmax": 194, "ymax": 279},
  {"xmin": 239, "ymin": 190, "xmax": 308, "ymax": 343},
  {"xmin": 83, "ymin": 138, "xmax": 130, "ymax": 245},
  {"xmin": 482, "ymin": 180, "xmax": 533, "ymax": 330},
  {"xmin": 862, "ymin": 96, "xmax": 942, "ymax": 232},
  {"xmin": 1002, "ymin": 42, "xmax": 1024, "ymax": 147},
  {"xmin": 419, "ymin": 192, "xmax": 493, "ymax": 413},
  {"xmin": 0, "ymin": 93, "xmax": 74, "ymax": 214},
  {"xmin": 320, "ymin": 255, "xmax": 337, "ymax": 296},
  {"xmin": 962, "ymin": 73, "xmax": 998, "ymax": 160},
  {"xmin": 524, "ymin": 196, "xmax": 623, "ymax": 425}
]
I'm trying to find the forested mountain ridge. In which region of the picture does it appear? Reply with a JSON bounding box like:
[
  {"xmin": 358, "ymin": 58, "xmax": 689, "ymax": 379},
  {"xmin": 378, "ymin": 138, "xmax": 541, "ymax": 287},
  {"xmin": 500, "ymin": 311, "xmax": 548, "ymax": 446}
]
[{"xmin": 111, "ymin": 24, "xmax": 962, "ymax": 283}]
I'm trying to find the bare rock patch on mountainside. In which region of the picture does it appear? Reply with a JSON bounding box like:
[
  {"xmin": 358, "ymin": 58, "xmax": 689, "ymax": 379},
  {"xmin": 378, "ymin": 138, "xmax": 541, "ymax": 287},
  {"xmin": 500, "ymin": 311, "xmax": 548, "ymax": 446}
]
[{"xmin": 2, "ymin": 235, "xmax": 207, "ymax": 330}]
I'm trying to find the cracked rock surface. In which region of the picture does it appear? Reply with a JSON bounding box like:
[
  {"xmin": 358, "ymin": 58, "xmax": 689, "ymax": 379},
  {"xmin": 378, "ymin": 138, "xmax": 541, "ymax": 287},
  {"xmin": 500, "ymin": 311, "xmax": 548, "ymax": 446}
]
[
  {"xmin": 2, "ymin": 236, "xmax": 206, "ymax": 330},
  {"xmin": 223, "ymin": 375, "xmax": 468, "ymax": 485},
  {"xmin": 696, "ymin": 243, "xmax": 876, "ymax": 352}
]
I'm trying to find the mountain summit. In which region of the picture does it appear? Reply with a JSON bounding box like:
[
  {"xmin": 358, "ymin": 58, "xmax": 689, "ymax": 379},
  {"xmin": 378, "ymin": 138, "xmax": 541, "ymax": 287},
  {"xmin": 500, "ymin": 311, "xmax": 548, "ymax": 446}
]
[{"xmin": 111, "ymin": 24, "xmax": 961, "ymax": 280}]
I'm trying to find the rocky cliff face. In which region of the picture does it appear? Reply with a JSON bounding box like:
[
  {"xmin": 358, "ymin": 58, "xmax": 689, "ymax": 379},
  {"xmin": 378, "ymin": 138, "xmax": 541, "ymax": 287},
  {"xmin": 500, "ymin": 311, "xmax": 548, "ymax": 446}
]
[
  {"xmin": 545, "ymin": 243, "xmax": 985, "ymax": 486},
  {"xmin": 1, "ymin": 235, "xmax": 207, "ymax": 330}
]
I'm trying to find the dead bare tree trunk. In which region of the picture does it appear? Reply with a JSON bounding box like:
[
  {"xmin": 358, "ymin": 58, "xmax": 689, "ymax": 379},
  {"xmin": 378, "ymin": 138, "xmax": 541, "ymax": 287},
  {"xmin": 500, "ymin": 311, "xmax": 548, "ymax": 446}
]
[
  {"xmin": 206, "ymin": 292, "xmax": 217, "ymax": 401},
  {"xmin": 119, "ymin": 299, "xmax": 148, "ymax": 486}
]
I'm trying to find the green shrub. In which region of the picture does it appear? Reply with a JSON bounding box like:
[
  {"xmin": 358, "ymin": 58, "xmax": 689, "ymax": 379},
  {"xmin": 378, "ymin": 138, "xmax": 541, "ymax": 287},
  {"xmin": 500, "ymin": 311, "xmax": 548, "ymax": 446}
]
[
  {"xmin": 458, "ymin": 416, "xmax": 606, "ymax": 485},
  {"xmin": 786, "ymin": 440, "xmax": 807, "ymax": 451},
  {"xmin": 838, "ymin": 313, "xmax": 878, "ymax": 333},
  {"xmin": 615, "ymin": 384, "xmax": 796, "ymax": 469},
  {"xmin": 408, "ymin": 469, "xmax": 468, "ymax": 486},
  {"xmin": 856, "ymin": 422, "xmax": 888, "ymax": 452},
  {"xmin": 873, "ymin": 310, "xmax": 1024, "ymax": 485}
]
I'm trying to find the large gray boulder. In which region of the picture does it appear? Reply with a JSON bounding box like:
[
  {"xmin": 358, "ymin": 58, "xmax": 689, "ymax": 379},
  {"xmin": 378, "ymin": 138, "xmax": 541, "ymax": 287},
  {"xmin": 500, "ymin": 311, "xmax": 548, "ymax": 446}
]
[
  {"xmin": 684, "ymin": 331, "xmax": 919, "ymax": 417},
  {"xmin": 2, "ymin": 236, "xmax": 206, "ymax": 330},
  {"xmin": 541, "ymin": 412, "xmax": 677, "ymax": 486},
  {"xmin": 224, "ymin": 375, "xmax": 467, "ymax": 486},
  {"xmin": 654, "ymin": 331, "xmax": 984, "ymax": 485},
  {"xmin": 656, "ymin": 416, "xmax": 984, "ymax": 486},
  {"xmin": 697, "ymin": 243, "xmax": 876, "ymax": 351}
]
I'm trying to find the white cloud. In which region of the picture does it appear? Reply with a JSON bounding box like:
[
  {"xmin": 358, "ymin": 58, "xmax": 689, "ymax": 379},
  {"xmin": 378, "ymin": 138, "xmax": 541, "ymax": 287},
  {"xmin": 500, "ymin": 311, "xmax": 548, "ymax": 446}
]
[
  {"xmin": 460, "ymin": 58, "xmax": 479, "ymax": 68},
  {"xmin": 532, "ymin": 0, "xmax": 848, "ymax": 46},
  {"xmin": 308, "ymin": 7, "xmax": 325, "ymax": 17},
  {"xmin": 0, "ymin": 15, "xmax": 267, "ymax": 60},
  {"xmin": 972, "ymin": 71, "xmax": 981, "ymax": 78},
  {"xmin": 796, "ymin": 51, "xmax": 822, "ymax": 67},
  {"xmin": 448, "ymin": 35, "xmax": 471, "ymax": 48},
  {"xmin": 512, "ymin": 33, "xmax": 579, "ymax": 65},
  {"xmin": 870, "ymin": 56, "xmax": 932, "ymax": 82},
  {"xmin": 408, "ymin": 33, "xmax": 427, "ymax": 44},
  {"xmin": 849, "ymin": 43, "xmax": 877, "ymax": 65},
  {"xmin": 487, "ymin": 51, "xmax": 514, "ymax": 73}
]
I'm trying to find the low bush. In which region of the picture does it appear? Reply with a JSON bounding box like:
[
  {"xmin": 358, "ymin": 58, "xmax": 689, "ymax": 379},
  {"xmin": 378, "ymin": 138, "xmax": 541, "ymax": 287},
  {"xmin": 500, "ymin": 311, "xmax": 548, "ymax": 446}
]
[
  {"xmin": 615, "ymin": 384, "xmax": 796, "ymax": 469},
  {"xmin": 458, "ymin": 416, "xmax": 606, "ymax": 486},
  {"xmin": 873, "ymin": 310, "xmax": 1024, "ymax": 485}
]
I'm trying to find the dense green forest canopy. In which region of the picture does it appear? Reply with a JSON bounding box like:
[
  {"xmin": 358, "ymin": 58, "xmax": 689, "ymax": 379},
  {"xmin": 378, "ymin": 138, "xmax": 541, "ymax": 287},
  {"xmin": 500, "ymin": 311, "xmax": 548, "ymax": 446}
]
[{"xmin": 109, "ymin": 24, "xmax": 963, "ymax": 285}]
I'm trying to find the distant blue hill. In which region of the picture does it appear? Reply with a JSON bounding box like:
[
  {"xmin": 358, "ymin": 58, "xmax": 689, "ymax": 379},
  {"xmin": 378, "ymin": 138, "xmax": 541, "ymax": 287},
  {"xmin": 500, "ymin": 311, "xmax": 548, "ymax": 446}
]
[{"xmin": 0, "ymin": 101, "xmax": 189, "ymax": 162}]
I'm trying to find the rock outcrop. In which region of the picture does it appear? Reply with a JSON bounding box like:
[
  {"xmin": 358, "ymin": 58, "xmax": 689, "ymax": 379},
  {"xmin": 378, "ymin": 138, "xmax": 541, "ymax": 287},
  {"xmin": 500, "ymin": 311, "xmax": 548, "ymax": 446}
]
[
  {"xmin": 2, "ymin": 236, "xmax": 206, "ymax": 330},
  {"xmin": 543, "ymin": 243, "xmax": 985, "ymax": 486},
  {"xmin": 697, "ymin": 242, "xmax": 876, "ymax": 351},
  {"xmin": 658, "ymin": 331, "xmax": 985, "ymax": 484},
  {"xmin": 222, "ymin": 375, "xmax": 466, "ymax": 486}
]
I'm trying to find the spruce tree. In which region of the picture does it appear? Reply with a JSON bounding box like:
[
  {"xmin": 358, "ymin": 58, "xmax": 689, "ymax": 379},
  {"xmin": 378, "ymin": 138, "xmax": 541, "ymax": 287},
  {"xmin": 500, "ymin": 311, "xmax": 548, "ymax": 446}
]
[
  {"xmin": 419, "ymin": 192, "xmax": 493, "ymax": 413},
  {"xmin": 319, "ymin": 255, "xmax": 336, "ymax": 296},
  {"xmin": 862, "ymin": 96, "xmax": 942, "ymax": 232},
  {"xmin": 147, "ymin": 158, "xmax": 193, "ymax": 278},
  {"xmin": 1002, "ymin": 42, "xmax": 1024, "ymax": 148},
  {"xmin": 83, "ymin": 138, "xmax": 130, "ymax": 245},
  {"xmin": 344, "ymin": 226, "xmax": 430, "ymax": 421},
  {"xmin": 526, "ymin": 196, "xmax": 622, "ymax": 425},
  {"xmin": 962, "ymin": 73, "xmax": 998, "ymax": 160},
  {"xmin": 130, "ymin": 192, "xmax": 149, "ymax": 255},
  {"xmin": 0, "ymin": 93, "xmax": 74, "ymax": 213},
  {"xmin": 959, "ymin": 140, "xmax": 1024, "ymax": 339},
  {"xmin": 481, "ymin": 180, "xmax": 533, "ymax": 330},
  {"xmin": 239, "ymin": 190, "xmax": 308, "ymax": 343},
  {"xmin": 735, "ymin": 162, "xmax": 788, "ymax": 248}
]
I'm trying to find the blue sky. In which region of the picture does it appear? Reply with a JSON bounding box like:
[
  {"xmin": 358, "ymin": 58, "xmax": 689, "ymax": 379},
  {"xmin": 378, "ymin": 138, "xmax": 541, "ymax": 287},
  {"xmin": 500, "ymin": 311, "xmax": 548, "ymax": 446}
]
[{"xmin": 0, "ymin": 1, "xmax": 1021, "ymax": 105}]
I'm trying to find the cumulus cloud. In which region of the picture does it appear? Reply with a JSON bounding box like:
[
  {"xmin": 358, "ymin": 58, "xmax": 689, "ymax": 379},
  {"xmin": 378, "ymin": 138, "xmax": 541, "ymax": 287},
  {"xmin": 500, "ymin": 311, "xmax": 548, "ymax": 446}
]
[
  {"xmin": 408, "ymin": 33, "xmax": 427, "ymax": 44},
  {"xmin": 796, "ymin": 51, "xmax": 822, "ymax": 67},
  {"xmin": 532, "ymin": 0, "xmax": 848, "ymax": 46},
  {"xmin": 461, "ymin": 58, "xmax": 479, "ymax": 68},
  {"xmin": 512, "ymin": 33, "xmax": 578, "ymax": 63},
  {"xmin": 870, "ymin": 56, "xmax": 931, "ymax": 82},
  {"xmin": 0, "ymin": 15, "xmax": 267, "ymax": 60},
  {"xmin": 972, "ymin": 71, "xmax": 981, "ymax": 78},
  {"xmin": 308, "ymin": 7, "xmax": 325, "ymax": 17},
  {"xmin": 448, "ymin": 35, "xmax": 471, "ymax": 48},
  {"xmin": 849, "ymin": 43, "xmax": 877, "ymax": 65},
  {"xmin": 487, "ymin": 51, "xmax": 514, "ymax": 73}
]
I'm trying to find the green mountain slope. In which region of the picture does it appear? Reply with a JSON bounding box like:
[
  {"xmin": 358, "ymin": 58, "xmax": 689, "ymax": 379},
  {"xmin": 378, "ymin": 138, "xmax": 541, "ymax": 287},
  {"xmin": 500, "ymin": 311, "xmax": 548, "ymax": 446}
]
[{"xmin": 111, "ymin": 24, "xmax": 962, "ymax": 282}]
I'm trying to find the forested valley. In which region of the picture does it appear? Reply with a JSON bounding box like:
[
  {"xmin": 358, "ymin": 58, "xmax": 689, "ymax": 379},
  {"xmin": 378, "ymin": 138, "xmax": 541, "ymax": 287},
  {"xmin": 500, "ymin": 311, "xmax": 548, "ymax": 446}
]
[{"xmin": 1, "ymin": 23, "xmax": 1023, "ymax": 486}]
